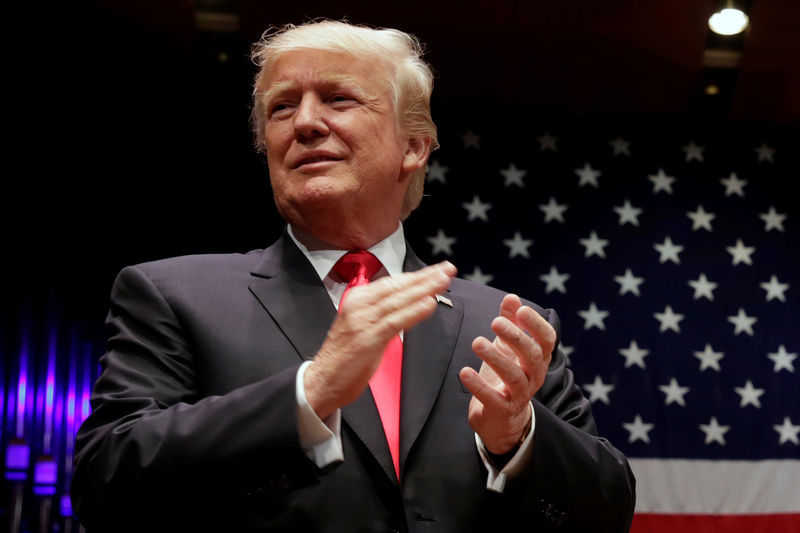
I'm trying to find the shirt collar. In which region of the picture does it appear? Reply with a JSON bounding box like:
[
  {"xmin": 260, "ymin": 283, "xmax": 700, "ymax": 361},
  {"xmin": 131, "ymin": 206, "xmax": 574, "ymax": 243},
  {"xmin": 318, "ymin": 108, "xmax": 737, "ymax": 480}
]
[{"xmin": 287, "ymin": 223, "xmax": 406, "ymax": 282}]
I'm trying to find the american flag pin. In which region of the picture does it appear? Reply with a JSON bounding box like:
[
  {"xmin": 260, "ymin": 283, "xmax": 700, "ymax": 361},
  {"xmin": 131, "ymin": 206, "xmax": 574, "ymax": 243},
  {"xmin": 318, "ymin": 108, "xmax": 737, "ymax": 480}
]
[{"xmin": 435, "ymin": 294, "xmax": 453, "ymax": 307}]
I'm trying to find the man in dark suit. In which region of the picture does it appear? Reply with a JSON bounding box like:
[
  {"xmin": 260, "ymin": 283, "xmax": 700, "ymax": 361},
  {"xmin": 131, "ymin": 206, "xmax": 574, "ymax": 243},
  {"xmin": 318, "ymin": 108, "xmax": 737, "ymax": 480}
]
[{"xmin": 72, "ymin": 20, "xmax": 635, "ymax": 532}]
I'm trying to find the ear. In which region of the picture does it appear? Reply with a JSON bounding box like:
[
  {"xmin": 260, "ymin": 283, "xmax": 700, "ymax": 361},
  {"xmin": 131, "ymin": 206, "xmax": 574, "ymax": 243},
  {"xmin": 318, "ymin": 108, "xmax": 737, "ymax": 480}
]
[{"xmin": 401, "ymin": 137, "xmax": 432, "ymax": 174}]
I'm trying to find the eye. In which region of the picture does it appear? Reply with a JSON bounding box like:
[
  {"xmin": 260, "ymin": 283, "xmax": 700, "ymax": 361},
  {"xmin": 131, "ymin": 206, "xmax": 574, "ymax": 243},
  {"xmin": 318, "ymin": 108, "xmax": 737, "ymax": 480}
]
[
  {"xmin": 329, "ymin": 94, "xmax": 357, "ymax": 108},
  {"xmin": 268, "ymin": 101, "xmax": 295, "ymax": 119}
]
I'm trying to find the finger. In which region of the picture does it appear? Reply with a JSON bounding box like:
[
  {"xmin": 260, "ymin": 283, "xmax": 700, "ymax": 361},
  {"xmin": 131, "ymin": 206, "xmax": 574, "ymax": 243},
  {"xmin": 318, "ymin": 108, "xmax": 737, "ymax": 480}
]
[
  {"xmin": 492, "ymin": 317, "xmax": 545, "ymax": 379},
  {"xmin": 459, "ymin": 365, "xmax": 508, "ymax": 411},
  {"xmin": 515, "ymin": 306, "xmax": 557, "ymax": 360},
  {"xmin": 472, "ymin": 336, "xmax": 530, "ymax": 400},
  {"xmin": 499, "ymin": 293, "xmax": 522, "ymax": 321},
  {"xmin": 369, "ymin": 289, "xmax": 440, "ymax": 340}
]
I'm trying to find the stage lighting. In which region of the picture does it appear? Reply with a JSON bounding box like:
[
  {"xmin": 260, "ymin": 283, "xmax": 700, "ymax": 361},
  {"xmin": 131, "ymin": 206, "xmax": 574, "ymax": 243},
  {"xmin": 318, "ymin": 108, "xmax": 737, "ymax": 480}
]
[{"xmin": 709, "ymin": 4, "xmax": 749, "ymax": 36}]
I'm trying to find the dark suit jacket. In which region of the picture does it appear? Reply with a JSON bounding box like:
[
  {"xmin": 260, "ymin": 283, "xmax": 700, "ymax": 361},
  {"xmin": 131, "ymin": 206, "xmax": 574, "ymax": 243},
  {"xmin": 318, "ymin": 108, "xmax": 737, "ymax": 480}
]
[{"xmin": 72, "ymin": 231, "xmax": 635, "ymax": 532}]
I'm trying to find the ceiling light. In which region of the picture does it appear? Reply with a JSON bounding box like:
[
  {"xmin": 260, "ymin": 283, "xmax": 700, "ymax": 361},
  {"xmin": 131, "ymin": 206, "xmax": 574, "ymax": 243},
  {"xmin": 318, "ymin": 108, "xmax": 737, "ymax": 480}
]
[{"xmin": 709, "ymin": 7, "xmax": 749, "ymax": 36}]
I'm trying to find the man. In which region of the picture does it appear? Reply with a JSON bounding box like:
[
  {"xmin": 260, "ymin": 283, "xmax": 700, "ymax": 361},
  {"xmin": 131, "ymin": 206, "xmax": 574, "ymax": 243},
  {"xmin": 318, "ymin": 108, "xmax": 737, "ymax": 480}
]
[{"xmin": 72, "ymin": 20, "xmax": 635, "ymax": 532}]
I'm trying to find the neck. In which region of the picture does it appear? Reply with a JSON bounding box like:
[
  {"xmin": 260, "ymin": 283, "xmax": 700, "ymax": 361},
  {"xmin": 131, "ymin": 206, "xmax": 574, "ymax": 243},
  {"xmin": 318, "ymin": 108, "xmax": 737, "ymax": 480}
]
[{"xmin": 289, "ymin": 222, "xmax": 400, "ymax": 251}]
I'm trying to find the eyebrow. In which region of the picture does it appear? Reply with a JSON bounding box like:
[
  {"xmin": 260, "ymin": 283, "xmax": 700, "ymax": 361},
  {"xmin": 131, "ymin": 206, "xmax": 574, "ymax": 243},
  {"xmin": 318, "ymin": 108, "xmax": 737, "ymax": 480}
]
[{"xmin": 261, "ymin": 74, "xmax": 375, "ymax": 107}]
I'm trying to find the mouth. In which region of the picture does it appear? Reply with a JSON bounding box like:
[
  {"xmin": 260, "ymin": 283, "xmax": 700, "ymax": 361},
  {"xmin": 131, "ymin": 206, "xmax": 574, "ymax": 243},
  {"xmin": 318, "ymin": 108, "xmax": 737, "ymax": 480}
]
[{"xmin": 293, "ymin": 154, "xmax": 343, "ymax": 169}]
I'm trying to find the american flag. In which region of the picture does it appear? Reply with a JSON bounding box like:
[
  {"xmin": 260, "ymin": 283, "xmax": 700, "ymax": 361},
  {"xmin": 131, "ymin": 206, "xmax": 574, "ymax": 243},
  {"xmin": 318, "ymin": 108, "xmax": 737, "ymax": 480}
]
[{"xmin": 404, "ymin": 110, "xmax": 800, "ymax": 533}]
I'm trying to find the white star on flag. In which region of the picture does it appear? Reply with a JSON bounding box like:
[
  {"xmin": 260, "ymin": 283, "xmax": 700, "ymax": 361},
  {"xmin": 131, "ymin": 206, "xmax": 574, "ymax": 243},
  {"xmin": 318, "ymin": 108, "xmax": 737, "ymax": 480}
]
[
  {"xmin": 500, "ymin": 163, "xmax": 526, "ymax": 187},
  {"xmin": 654, "ymin": 305, "xmax": 684, "ymax": 333},
  {"xmin": 426, "ymin": 159, "xmax": 449, "ymax": 184},
  {"xmin": 623, "ymin": 415, "xmax": 654, "ymax": 443},
  {"xmin": 579, "ymin": 231, "xmax": 609, "ymax": 258},
  {"xmin": 720, "ymin": 172, "xmax": 747, "ymax": 197},
  {"xmin": 759, "ymin": 206, "xmax": 786, "ymax": 232},
  {"xmin": 773, "ymin": 417, "xmax": 800, "ymax": 445},
  {"xmin": 614, "ymin": 269, "xmax": 644, "ymax": 296},
  {"xmin": 699, "ymin": 417, "xmax": 730, "ymax": 445},
  {"xmin": 659, "ymin": 378, "xmax": 690, "ymax": 406},
  {"xmin": 583, "ymin": 375, "xmax": 615, "ymax": 405},
  {"xmin": 686, "ymin": 205, "xmax": 716, "ymax": 231},
  {"xmin": 613, "ymin": 200, "xmax": 643, "ymax": 226},
  {"xmin": 503, "ymin": 231, "xmax": 533, "ymax": 258},
  {"xmin": 464, "ymin": 266, "xmax": 493, "ymax": 285},
  {"xmin": 754, "ymin": 143, "xmax": 776, "ymax": 162},
  {"xmin": 538, "ymin": 197, "xmax": 568, "ymax": 223},
  {"xmin": 683, "ymin": 141, "xmax": 705, "ymax": 162},
  {"xmin": 767, "ymin": 345, "xmax": 797, "ymax": 373},
  {"xmin": 619, "ymin": 340, "xmax": 649, "ymax": 369},
  {"xmin": 539, "ymin": 266, "xmax": 570, "ymax": 294},
  {"xmin": 426, "ymin": 229, "xmax": 456, "ymax": 256},
  {"xmin": 694, "ymin": 344, "xmax": 724, "ymax": 372},
  {"xmin": 654, "ymin": 236, "xmax": 683, "ymax": 264},
  {"xmin": 760, "ymin": 275, "xmax": 789, "ymax": 302},
  {"xmin": 688, "ymin": 273, "xmax": 718, "ymax": 301},
  {"xmin": 648, "ymin": 168, "xmax": 676, "ymax": 194},
  {"xmin": 734, "ymin": 380, "xmax": 765, "ymax": 408},
  {"xmin": 726, "ymin": 239, "xmax": 755, "ymax": 266},
  {"xmin": 575, "ymin": 163, "xmax": 601, "ymax": 188},
  {"xmin": 462, "ymin": 195, "xmax": 491, "ymax": 221},
  {"xmin": 537, "ymin": 131, "xmax": 558, "ymax": 151},
  {"xmin": 610, "ymin": 137, "xmax": 631, "ymax": 156},
  {"xmin": 727, "ymin": 308, "xmax": 757, "ymax": 336},
  {"xmin": 461, "ymin": 130, "xmax": 480, "ymax": 149},
  {"xmin": 578, "ymin": 302, "xmax": 609, "ymax": 331}
]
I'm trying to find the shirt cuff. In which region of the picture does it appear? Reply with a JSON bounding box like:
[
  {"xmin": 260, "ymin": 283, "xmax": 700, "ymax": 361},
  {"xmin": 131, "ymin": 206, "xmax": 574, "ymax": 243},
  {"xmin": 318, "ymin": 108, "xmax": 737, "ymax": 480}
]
[
  {"xmin": 296, "ymin": 361, "xmax": 344, "ymax": 468},
  {"xmin": 475, "ymin": 402, "xmax": 536, "ymax": 493}
]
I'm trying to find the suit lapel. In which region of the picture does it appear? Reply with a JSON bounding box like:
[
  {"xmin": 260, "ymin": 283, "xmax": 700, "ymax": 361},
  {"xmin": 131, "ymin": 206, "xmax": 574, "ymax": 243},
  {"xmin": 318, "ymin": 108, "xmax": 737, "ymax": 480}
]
[
  {"xmin": 249, "ymin": 231, "xmax": 394, "ymax": 483},
  {"xmin": 399, "ymin": 247, "xmax": 464, "ymax": 475},
  {"xmin": 248, "ymin": 233, "xmax": 335, "ymax": 363}
]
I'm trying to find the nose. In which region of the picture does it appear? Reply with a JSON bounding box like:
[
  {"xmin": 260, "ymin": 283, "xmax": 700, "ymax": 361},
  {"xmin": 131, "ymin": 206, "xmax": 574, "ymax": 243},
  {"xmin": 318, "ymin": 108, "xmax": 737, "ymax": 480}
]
[{"xmin": 293, "ymin": 94, "xmax": 330, "ymax": 141}]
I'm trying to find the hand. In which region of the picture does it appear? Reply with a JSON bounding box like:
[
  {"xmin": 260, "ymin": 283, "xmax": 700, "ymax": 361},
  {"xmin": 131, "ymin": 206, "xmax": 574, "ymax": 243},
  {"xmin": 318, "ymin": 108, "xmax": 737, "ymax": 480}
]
[
  {"xmin": 459, "ymin": 294, "xmax": 556, "ymax": 454},
  {"xmin": 305, "ymin": 261, "xmax": 457, "ymax": 419}
]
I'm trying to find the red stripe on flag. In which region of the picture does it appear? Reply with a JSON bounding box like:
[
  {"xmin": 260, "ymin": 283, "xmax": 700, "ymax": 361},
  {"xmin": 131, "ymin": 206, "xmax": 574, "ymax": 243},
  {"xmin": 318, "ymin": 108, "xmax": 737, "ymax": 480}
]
[{"xmin": 631, "ymin": 513, "xmax": 800, "ymax": 533}]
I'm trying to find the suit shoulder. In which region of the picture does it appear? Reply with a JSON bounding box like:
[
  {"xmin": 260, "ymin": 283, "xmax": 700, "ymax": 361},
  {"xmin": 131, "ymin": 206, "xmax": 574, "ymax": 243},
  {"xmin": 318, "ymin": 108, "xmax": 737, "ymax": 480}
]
[
  {"xmin": 114, "ymin": 249, "xmax": 265, "ymax": 292},
  {"xmin": 127, "ymin": 249, "xmax": 263, "ymax": 274},
  {"xmin": 450, "ymin": 277, "xmax": 549, "ymax": 316}
]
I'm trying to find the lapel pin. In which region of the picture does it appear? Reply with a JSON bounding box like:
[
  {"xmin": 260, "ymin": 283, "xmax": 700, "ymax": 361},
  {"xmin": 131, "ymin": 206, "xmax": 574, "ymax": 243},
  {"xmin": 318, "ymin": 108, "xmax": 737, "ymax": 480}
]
[{"xmin": 435, "ymin": 294, "xmax": 453, "ymax": 307}]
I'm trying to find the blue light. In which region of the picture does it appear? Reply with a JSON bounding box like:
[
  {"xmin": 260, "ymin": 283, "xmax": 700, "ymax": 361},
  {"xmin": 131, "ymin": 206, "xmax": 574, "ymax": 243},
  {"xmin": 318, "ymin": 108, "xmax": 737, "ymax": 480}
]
[
  {"xmin": 32, "ymin": 485, "xmax": 57, "ymax": 496},
  {"xmin": 5, "ymin": 440, "xmax": 30, "ymax": 471},
  {"xmin": 16, "ymin": 336, "xmax": 29, "ymax": 438},
  {"xmin": 34, "ymin": 456, "xmax": 57, "ymax": 485},
  {"xmin": 60, "ymin": 494, "xmax": 74, "ymax": 517},
  {"xmin": 5, "ymin": 440, "xmax": 30, "ymax": 482}
]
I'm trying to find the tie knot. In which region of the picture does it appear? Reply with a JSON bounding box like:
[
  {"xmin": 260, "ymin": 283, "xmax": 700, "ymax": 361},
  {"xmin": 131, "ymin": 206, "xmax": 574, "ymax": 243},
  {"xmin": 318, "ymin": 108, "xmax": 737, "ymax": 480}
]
[{"xmin": 332, "ymin": 251, "xmax": 383, "ymax": 285}]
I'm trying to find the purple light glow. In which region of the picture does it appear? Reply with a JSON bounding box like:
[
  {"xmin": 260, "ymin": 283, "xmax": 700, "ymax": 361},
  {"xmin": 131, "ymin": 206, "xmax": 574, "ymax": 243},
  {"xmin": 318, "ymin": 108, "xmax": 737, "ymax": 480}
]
[
  {"xmin": 60, "ymin": 494, "xmax": 74, "ymax": 517},
  {"xmin": 44, "ymin": 328, "xmax": 58, "ymax": 453},
  {"xmin": 0, "ymin": 355, "xmax": 5, "ymax": 442},
  {"xmin": 33, "ymin": 485, "xmax": 57, "ymax": 496},
  {"xmin": 80, "ymin": 343, "xmax": 93, "ymax": 424},
  {"xmin": 16, "ymin": 336, "xmax": 29, "ymax": 438},
  {"xmin": 66, "ymin": 334, "xmax": 78, "ymax": 438},
  {"xmin": 5, "ymin": 440, "xmax": 30, "ymax": 473},
  {"xmin": 6, "ymin": 471, "xmax": 27, "ymax": 481},
  {"xmin": 34, "ymin": 456, "xmax": 57, "ymax": 485}
]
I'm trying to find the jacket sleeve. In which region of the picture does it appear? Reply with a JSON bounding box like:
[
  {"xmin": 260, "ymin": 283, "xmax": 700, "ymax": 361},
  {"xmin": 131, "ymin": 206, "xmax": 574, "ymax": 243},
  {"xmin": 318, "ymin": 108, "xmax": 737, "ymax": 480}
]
[
  {"xmin": 71, "ymin": 265, "xmax": 319, "ymax": 531},
  {"xmin": 505, "ymin": 306, "xmax": 636, "ymax": 532}
]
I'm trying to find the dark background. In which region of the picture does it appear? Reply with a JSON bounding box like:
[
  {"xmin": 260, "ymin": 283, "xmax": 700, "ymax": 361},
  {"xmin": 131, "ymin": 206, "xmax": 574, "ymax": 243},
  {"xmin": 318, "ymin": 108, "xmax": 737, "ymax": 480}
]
[
  {"xmin": 2, "ymin": 1, "xmax": 799, "ymax": 531},
  {"xmin": 5, "ymin": 0, "xmax": 800, "ymax": 332}
]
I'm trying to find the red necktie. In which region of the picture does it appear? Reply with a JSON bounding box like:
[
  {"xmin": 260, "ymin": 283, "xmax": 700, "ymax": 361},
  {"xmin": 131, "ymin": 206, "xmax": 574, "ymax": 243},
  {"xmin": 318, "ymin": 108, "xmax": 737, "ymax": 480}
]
[{"xmin": 333, "ymin": 251, "xmax": 403, "ymax": 479}]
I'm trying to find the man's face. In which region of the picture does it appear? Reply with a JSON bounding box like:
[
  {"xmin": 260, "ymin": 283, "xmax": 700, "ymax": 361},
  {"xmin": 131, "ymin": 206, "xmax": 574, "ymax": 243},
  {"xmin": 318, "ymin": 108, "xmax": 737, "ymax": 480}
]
[{"xmin": 261, "ymin": 49, "xmax": 420, "ymax": 248}]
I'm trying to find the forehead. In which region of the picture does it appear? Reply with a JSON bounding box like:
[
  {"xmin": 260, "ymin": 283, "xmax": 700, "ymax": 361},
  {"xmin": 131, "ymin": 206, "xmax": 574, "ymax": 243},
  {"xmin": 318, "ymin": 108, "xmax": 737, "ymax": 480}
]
[{"xmin": 263, "ymin": 49, "xmax": 393, "ymax": 94}]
